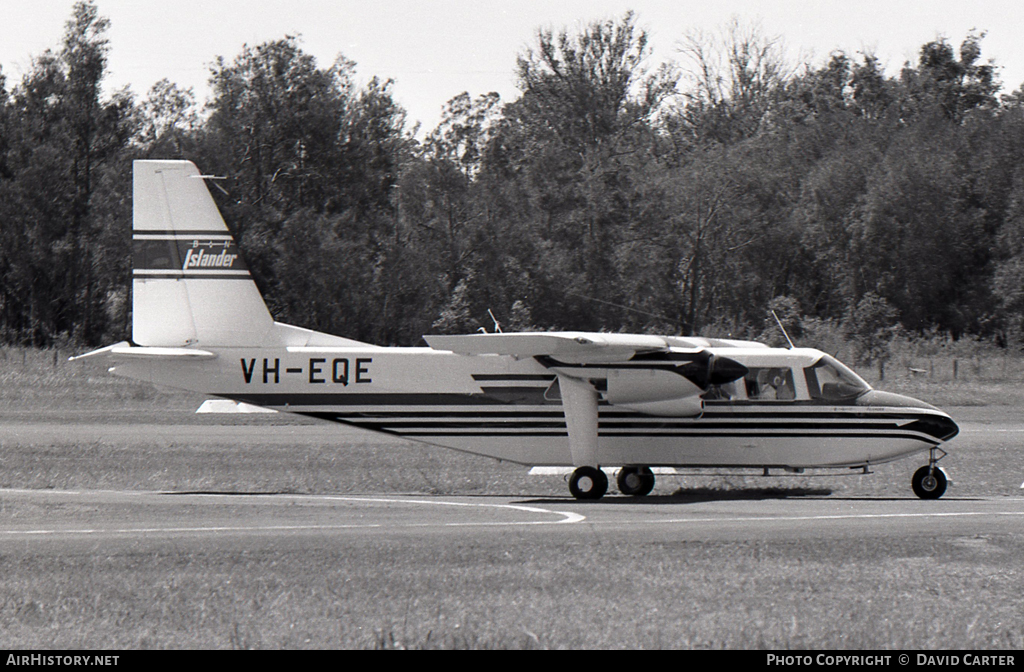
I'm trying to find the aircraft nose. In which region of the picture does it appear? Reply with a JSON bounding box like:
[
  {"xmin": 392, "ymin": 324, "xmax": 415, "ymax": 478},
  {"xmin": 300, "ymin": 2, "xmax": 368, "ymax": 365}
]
[
  {"xmin": 857, "ymin": 390, "xmax": 959, "ymax": 441},
  {"xmin": 904, "ymin": 411, "xmax": 960, "ymax": 441},
  {"xmin": 935, "ymin": 413, "xmax": 959, "ymax": 441}
]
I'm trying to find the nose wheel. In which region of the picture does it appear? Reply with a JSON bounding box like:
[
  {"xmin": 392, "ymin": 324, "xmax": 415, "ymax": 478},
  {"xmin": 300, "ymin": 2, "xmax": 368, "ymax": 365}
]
[{"xmin": 911, "ymin": 447, "xmax": 948, "ymax": 499}]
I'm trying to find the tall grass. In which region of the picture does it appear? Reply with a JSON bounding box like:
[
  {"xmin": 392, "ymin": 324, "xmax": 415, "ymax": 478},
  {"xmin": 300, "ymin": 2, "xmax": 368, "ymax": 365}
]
[
  {"xmin": 2, "ymin": 522, "xmax": 1022, "ymax": 649},
  {"xmin": 0, "ymin": 346, "xmax": 202, "ymax": 414}
]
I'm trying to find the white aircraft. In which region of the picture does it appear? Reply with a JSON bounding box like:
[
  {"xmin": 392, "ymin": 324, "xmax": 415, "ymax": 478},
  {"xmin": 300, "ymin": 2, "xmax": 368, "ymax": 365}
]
[{"xmin": 73, "ymin": 160, "xmax": 959, "ymax": 500}]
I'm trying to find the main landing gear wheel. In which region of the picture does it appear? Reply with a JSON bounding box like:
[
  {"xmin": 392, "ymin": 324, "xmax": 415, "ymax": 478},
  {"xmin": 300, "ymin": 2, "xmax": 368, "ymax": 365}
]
[
  {"xmin": 617, "ymin": 466, "xmax": 656, "ymax": 497},
  {"xmin": 912, "ymin": 465, "xmax": 947, "ymax": 499},
  {"xmin": 569, "ymin": 466, "xmax": 608, "ymax": 500}
]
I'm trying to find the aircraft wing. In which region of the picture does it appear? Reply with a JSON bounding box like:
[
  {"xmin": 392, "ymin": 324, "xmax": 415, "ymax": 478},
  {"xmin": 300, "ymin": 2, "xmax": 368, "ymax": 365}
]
[
  {"xmin": 423, "ymin": 332, "xmax": 676, "ymax": 364},
  {"xmin": 425, "ymin": 332, "xmax": 731, "ymax": 465}
]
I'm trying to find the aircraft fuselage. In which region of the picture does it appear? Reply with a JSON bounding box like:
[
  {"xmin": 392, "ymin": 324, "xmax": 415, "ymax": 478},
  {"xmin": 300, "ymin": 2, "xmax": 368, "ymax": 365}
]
[{"xmin": 111, "ymin": 344, "xmax": 957, "ymax": 470}]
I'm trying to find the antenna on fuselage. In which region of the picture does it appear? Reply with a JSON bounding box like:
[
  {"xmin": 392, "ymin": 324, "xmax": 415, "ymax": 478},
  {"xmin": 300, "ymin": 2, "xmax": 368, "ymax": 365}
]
[
  {"xmin": 487, "ymin": 309, "xmax": 503, "ymax": 334},
  {"xmin": 771, "ymin": 310, "xmax": 796, "ymax": 349}
]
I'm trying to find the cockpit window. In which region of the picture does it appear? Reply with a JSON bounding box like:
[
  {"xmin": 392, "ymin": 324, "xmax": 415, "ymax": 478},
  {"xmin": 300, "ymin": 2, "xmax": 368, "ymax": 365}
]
[{"xmin": 804, "ymin": 355, "xmax": 871, "ymax": 401}]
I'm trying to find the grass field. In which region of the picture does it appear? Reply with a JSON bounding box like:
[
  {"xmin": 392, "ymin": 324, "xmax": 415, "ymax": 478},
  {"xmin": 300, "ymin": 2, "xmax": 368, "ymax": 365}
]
[
  {"xmin": 1, "ymin": 347, "xmax": 1023, "ymax": 649},
  {"xmin": 3, "ymin": 525, "xmax": 1021, "ymax": 650}
]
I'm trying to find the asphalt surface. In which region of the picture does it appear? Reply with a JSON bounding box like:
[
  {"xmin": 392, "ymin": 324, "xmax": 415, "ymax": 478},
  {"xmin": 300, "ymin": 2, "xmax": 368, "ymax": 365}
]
[
  {"xmin": 3, "ymin": 487, "xmax": 1023, "ymax": 549},
  {"xmin": 2, "ymin": 407, "xmax": 1023, "ymax": 549}
]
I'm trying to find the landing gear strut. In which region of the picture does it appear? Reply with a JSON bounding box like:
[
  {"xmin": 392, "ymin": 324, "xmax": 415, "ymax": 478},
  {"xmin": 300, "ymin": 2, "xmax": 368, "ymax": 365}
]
[
  {"xmin": 617, "ymin": 466, "xmax": 656, "ymax": 496},
  {"xmin": 569, "ymin": 466, "xmax": 608, "ymax": 500},
  {"xmin": 912, "ymin": 447, "xmax": 948, "ymax": 500}
]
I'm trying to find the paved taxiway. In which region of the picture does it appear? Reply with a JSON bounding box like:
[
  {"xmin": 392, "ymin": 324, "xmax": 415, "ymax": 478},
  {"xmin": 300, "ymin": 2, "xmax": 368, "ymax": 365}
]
[
  {"xmin": 3, "ymin": 488, "xmax": 1024, "ymax": 549},
  {"xmin": 2, "ymin": 406, "xmax": 1023, "ymax": 548}
]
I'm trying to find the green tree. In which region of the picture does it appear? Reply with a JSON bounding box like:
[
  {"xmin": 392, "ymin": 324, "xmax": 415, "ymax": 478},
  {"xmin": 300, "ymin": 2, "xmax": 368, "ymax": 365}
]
[
  {"xmin": 206, "ymin": 36, "xmax": 352, "ymax": 216},
  {"xmin": 135, "ymin": 79, "xmax": 199, "ymax": 156},
  {"xmin": 900, "ymin": 33, "xmax": 1000, "ymax": 124},
  {"xmin": 483, "ymin": 12, "xmax": 677, "ymax": 330},
  {"xmin": 406, "ymin": 93, "xmax": 501, "ymax": 297},
  {"xmin": 203, "ymin": 37, "xmax": 413, "ymax": 343},
  {"xmin": 845, "ymin": 292, "xmax": 900, "ymax": 365},
  {"xmin": 676, "ymin": 19, "xmax": 791, "ymax": 144},
  {"xmin": 991, "ymin": 164, "xmax": 1024, "ymax": 339},
  {"xmin": 0, "ymin": 1, "xmax": 134, "ymax": 345}
]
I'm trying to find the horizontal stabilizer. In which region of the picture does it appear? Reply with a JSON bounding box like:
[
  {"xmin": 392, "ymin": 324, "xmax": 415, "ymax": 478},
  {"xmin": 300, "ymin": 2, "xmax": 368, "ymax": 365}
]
[
  {"xmin": 423, "ymin": 332, "xmax": 676, "ymax": 363},
  {"xmin": 70, "ymin": 342, "xmax": 216, "ymax": 362},
  {"xmin": 196, "ymin": 399, "xmax": 277, "ymax": 414}
]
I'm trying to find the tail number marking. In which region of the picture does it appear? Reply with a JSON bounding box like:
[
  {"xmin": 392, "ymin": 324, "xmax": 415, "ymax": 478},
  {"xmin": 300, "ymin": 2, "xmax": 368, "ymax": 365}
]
[{"xmin": 241, "ymin": 358, "xmax": 372, "ymax": 385}]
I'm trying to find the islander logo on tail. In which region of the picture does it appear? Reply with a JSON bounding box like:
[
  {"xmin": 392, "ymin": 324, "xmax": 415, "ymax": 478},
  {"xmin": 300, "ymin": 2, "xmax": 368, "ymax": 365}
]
[
  {"xmin": 132, "ymin": 234, "xmax": 248, "ymax": 279},
  {"xmin": 182, "ymin": 242, "xmax": 241, "ymax": 271}
]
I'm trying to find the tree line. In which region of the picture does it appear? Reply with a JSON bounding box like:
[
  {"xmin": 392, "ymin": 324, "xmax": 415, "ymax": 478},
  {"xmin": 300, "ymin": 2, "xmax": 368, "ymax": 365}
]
[{"xmin": 2, "ymin": 2, "xmax": 1024, "ymax": 355}]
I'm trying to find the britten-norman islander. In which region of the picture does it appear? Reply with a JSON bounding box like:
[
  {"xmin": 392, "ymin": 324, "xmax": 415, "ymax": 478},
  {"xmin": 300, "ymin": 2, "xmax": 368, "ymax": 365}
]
[{"xmin": 73, "ymin": 161, "xmax": 960, "ymax": 500}]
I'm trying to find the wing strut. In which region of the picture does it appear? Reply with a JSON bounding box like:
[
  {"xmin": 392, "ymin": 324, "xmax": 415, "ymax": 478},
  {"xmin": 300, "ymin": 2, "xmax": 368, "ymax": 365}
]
[{"xmin": 557, "ymin": 374, "xmax": 599, "ymax": 467}]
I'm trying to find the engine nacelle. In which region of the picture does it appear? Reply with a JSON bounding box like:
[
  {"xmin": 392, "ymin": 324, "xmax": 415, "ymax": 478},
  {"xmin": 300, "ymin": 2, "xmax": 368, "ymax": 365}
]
[{"xmin": 605, "ymin": 368, "xmax": 704, "ymax": 417}]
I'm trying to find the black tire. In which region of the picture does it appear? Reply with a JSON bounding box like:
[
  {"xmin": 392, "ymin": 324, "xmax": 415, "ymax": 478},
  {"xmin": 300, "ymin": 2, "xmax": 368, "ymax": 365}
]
[
  {"xmin": 569, "ymin": 466, "xmax": 608, "ymax": 500},
  {"xmin": 616, "ymin": 466, "xmax": 656, "ymax": 497},
  {"xmin": 912, "ymin": 465, "xmax": 947, "ymax": 499}
]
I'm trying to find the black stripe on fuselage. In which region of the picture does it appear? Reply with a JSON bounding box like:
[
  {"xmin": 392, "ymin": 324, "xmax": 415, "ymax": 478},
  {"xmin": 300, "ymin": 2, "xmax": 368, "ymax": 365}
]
[
  {"xmin": 293, "ymin": 413, "xmax": 946, "ymax": 443},
  {"xmin": 224, "ymin": 392, "xmax": 938, "ymax": 420},
  {"xmin": 228, "ymin": 392, "xmax": 514, "ymax": 406},
  {"xmin": 299, "ymin": 412, "xmax": 936, "ymax": 441},
  {"xmin": 225, "ymin": 392, "xmax": 940, "ymax": 416},
  {"xmin": 220, "ymin": 392, "xmax": 952, "ymax": 441},
  {"xmin": 471, "ymin": 374, "xmax": 556, "ymax": 382}
]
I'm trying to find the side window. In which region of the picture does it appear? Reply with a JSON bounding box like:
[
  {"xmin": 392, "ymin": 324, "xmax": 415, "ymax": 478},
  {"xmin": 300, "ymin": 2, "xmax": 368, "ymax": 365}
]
[
  {"xmin": 743, "ymin": 367, "xmax": 796, "ymax": 401},
  {"xmin": 703, "ymin": 379, "xmax": 741, "ymax": 401}
]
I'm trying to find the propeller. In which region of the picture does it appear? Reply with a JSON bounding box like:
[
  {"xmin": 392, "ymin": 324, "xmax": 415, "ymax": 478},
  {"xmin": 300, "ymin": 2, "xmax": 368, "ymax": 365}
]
[{"xmin": 677, "ymin": 353, "xmax": 748, "ymax": 389}]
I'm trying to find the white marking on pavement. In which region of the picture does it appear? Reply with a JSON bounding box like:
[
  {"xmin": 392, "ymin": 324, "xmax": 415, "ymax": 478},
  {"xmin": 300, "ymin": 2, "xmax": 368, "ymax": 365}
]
[
  {"xmin": 0, "ymin": 492, "xmax": 585, "ymax": 538},
  {"xmin": 631, "ymin": 510, "xmax": 1024, "ymax": 526}
]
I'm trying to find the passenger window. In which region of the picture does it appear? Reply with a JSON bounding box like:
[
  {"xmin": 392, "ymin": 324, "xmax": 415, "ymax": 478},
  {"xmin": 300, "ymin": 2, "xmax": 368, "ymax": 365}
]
[
  {"xmin": 743, "ymin": 367, "xmax": 795, "ymax": 401},
  {"xmin": 703, "ymin": 380, "xmax": 740, "ymax": 401}
]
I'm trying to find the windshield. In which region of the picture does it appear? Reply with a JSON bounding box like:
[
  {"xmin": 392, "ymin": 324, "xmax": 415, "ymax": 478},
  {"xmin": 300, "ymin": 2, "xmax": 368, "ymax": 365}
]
[{"xmin": 804, "ymin": 355, "xmax": 871, "ymax": 401}]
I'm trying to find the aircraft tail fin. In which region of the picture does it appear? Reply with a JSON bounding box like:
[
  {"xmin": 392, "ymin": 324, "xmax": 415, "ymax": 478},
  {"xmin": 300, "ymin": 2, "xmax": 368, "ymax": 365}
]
[{"xmin": 131, "ymin": 160, "xmax": 275, "ymax": 347}]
